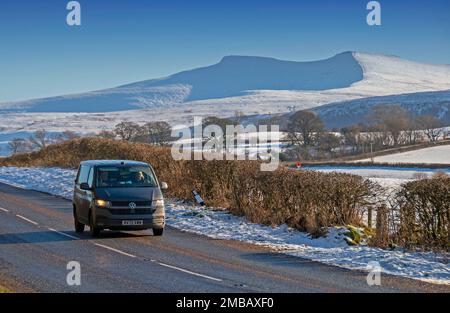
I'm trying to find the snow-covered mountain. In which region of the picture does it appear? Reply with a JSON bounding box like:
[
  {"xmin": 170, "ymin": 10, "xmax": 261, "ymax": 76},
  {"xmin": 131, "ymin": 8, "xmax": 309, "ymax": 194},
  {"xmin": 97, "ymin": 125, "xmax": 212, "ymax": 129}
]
[
  {"xmin": 2, "ymin": 51, "xmax": 450, "ymax": 114},
  {"xmin": 0, "ymin": 51, "xmax": 449, "ymax": 135},
  {"xmin": 0, "ymin": 52, "xmax": 364, "ymax": 113},
  {"xmin": 121, "ymin": 52, "xmax": 363, "ymax": 101}
]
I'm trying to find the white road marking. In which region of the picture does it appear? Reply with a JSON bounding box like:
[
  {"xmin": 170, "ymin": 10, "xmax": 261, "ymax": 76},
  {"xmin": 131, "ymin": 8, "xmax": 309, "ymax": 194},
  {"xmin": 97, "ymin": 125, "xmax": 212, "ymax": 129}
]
[
  {"xmin": 47, "ymin": 228, "xmax": 80, "ymax": 240},
  {"xmin": 158, "ymin": 262, "xmax": 223, "ymax": 282},
  {"xmin": 16, "ymin": 214, "xmax": 38, "ymax": 225},
  {"xmin": 94, "ymin": 243, "xmax": 137, "ymax": 258},
  {"xmin": 4, "ymin": 201, "xmax": 221, "ymax": 283}
]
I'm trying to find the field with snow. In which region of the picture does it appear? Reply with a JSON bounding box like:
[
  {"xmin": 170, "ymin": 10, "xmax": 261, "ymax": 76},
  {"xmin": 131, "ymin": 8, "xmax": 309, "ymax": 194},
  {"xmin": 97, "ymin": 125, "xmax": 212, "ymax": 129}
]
[
  {"xmin": 0, "ymin": 166, "xmax": 448, "ymax": 285},
  {"xmin": 304, "ymin": 165, "xmax": 450, "ymax": 190},
  {"xmin": 356, "ymin": 145, "xmax": 450, "ymax": 165}
]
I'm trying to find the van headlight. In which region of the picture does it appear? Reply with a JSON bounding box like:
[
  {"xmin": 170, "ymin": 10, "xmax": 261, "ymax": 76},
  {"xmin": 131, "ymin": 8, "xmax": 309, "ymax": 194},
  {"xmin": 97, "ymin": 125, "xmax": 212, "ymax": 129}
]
[
  {"xmin": 152, "ymin": 199, "xmax": 164, "ymax": 208},
  {"xmin": 95, "ymin": 199, "xmax": 111, "ymax": 208}
]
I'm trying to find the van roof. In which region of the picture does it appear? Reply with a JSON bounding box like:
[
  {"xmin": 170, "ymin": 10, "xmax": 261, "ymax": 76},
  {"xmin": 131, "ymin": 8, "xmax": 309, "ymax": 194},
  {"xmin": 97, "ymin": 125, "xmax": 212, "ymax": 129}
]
[{"xmin": 80, "ymin": 160, "xmax": 150, "ymax": 167}]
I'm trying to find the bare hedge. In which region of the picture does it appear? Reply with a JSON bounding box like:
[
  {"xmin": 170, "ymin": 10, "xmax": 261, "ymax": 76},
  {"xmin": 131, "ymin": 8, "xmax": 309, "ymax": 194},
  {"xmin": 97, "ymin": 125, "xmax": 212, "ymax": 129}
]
[
  {"xmin": 3, "ymin": 138, "xmax": 447, "ymax": 250},
  {"xmin": 393, "ymin": 176, "xmax": 449, "ymax": 250},
  {"xmin": 0, "ymin": 138, "xmax": 379, "ymax": 235}
]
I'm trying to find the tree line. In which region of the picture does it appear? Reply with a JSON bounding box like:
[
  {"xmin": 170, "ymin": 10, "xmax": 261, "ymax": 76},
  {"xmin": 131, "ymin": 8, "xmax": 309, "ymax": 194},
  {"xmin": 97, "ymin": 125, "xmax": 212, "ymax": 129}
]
[
  {"xmin": 7, "ymin": 130, "xmax": 79, "ymax": 154},
  {"xmin": 283, "ymin": 104, "xmax": 447, "ymax": 161},
  {"xmin": 5, "ymin": 105, "xmax": 447, "ymax": 160},
  {"xmin": 5, "ymin": 121, "xmax": 173, "ymax": 155}
]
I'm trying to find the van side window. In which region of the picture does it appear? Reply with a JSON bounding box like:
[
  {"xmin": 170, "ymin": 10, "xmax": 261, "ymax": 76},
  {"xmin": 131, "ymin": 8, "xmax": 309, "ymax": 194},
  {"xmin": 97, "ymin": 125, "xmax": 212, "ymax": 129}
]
[
  {"xmin": 87, "ymin": 167, "xmax": 94, "ymax": 188},
  {"xmin": 77, "ymin": 165, "xmax": 90, "ymax": 185}
]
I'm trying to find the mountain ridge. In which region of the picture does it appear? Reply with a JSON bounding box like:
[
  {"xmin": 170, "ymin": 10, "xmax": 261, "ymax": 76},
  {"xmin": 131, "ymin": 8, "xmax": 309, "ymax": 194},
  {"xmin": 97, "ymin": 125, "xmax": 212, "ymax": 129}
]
[{"xmin": 1, "ymin": 52, "xmax": 450, "ymax": 116}]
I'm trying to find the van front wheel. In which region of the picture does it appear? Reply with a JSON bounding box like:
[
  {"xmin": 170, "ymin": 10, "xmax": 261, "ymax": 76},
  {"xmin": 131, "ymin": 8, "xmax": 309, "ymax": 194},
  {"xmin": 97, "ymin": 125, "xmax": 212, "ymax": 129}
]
[
  {"xmin": 153, "ymin": 228, "xmax": 164, "ymax": 236},
  {"xmin": 89, "ymin": 211, "xmax": 101, "ymax": 237},
  {"xmin": 74, "ymin": 207, "xmax": 85, "ymax": 233},
  {"xmin": 75, "ymin": 218, "xmax": 85, "ymax": 233}
]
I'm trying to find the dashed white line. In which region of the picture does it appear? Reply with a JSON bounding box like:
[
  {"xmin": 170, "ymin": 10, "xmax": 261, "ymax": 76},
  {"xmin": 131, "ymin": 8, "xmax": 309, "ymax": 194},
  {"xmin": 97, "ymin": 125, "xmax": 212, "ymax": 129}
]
[
  {"xmin": 9, "ymin": 208, "xmax": 222, "ymax": 282},
  {"xmin": 47, "ymin": 226, "xmax": 137, "ymax": 258},
  {"xmin": 94, "ymin": 243, "xmax": 137, "ymax": 258},
  {"xmin": 158, "ymin": 262, "xmax": 223, "ymax": 282},
  {"xmin": 47, "ymin": 228, "xmax": 80, "ymax": 240},
  {"xmin": 16, "ymin": 214, "xmax": 39, "ymax": 225}
]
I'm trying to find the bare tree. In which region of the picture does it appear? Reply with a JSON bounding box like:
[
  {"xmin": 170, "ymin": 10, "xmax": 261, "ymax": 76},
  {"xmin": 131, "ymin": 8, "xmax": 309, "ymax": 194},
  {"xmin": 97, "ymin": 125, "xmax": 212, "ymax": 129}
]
[
  {"xmin": 29, "ymin": 129, "xmax": 50, "ymax": 150},
  {"xmin": 417, "ymin": 115, "xmax": 443, "ymax": 142},
  {"xmin": 287, "ymin": 110, "xmax": 324, "ymax": 148},
  {"xmin": 317, "ymin": 132, "xmax": 341, "ymax": 155},
  {"xmin": 8, "ymin": 138, "xmax": 32, "ymax": 154},
  {"xmin": 368, "ymin": 105, "xmax": 412, "ymax": 147},
  {"xmin": 340, "ymin": 125, "xmax": 363, "ymax": 153},
  {"xmin": 56, "ymin": 130, "xmax": 79, "ymax": 143},
  {"xmin": 201, "ymin": 116, "xmax": 236, "ymax": 143},
  {"xmin": 62, "ymin": 130, "xmax": 79, "ymax": 140},
  {"xmin": 403, "ymin": 117, "xmax": 421, "ymax": 145},
  {"xmin": 98, "ymin": 130, "xmax": 116, "ymax": 139},
  {"xmin": 143, "ymin": 121, "xmax": 172, "ymax": 146},
  {"xmin": 114, "ymin": 122, "xmax": 143, "ymax": 141}
]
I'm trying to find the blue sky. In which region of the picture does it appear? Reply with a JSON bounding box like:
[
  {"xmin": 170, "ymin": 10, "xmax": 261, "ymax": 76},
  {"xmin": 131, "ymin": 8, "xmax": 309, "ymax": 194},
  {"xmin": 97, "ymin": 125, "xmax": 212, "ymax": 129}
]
[{"xmin": 0, "ymin": 0, "xmax": 449, "ymax": 102}]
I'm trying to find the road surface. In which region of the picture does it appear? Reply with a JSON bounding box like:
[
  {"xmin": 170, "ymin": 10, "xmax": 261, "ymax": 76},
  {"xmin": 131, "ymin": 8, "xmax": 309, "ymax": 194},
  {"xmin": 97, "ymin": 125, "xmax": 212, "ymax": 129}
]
[{"xmin": 0, "ymin": 182, "xmax": 448, "ymax": 293}]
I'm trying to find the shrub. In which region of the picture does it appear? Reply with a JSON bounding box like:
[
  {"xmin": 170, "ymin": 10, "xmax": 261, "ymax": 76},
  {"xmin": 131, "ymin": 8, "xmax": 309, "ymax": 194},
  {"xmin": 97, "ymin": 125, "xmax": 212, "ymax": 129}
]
[{"xmin": 394, "ymin": 176, "xmax": 449, "ymax": 250}]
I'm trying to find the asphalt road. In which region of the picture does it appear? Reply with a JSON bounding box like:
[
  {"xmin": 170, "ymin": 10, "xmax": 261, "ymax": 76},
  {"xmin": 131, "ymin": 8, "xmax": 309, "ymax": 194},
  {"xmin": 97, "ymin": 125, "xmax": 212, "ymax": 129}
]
[{"xmin": 0, "ymin": 182, "xmax": 448, "ymax": 293}]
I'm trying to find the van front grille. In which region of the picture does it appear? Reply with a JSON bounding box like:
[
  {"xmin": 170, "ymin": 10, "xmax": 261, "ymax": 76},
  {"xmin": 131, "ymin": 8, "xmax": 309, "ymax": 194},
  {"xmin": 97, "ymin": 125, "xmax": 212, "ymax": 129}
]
[
  {"xmin": 111, "ymin": 201, "xmax": 152, "ymax": 207},
  {"xmin": 108, "ymin": 208, "xmax": 154, "ymax": 215}
]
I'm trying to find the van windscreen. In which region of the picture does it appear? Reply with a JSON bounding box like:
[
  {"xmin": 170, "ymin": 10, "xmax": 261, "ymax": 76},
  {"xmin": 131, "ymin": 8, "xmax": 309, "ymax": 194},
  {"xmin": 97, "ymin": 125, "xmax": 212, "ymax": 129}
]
[{"xmin": 96, "ymin": 166, "xmax": 157, "ymax": 188}]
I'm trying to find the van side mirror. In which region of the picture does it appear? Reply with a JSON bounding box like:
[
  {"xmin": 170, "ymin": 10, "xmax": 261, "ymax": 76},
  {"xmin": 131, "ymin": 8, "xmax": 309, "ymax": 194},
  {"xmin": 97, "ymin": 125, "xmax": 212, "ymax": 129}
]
[
  {"xmin": 80, "ymin": 183, "xmax": 92, "ymax": 191},
  {"xmin": 160, "ymin": 182, "xmax": 168, "ymax": 190}
]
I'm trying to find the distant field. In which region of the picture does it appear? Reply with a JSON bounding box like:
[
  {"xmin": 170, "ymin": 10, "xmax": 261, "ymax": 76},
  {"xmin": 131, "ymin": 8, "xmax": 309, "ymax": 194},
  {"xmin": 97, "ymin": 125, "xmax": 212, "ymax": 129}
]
[
  {"xmin": 303, "ymin": 165, "xmax": 449, "ymax": 191},
  {"xmin": 356, "ymin": 144, "xmax": 450, "ymax": 165}
]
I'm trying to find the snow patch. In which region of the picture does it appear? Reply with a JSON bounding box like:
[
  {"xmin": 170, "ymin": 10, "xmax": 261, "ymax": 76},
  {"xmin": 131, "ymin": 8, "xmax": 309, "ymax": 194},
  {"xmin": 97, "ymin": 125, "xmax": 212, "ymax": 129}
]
[{"xmin": 356, "ymin": 145, "xmax": 450, "ymax": 165}]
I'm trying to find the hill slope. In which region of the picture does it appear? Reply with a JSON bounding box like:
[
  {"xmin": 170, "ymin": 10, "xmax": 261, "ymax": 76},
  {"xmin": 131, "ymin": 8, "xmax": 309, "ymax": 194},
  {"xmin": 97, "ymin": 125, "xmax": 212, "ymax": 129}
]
[
  {"xmin": 0, "ymin": 52, "xmax": 450, "ymax": 145},
  {"xmin": 1, "ymin": 52, "xmax": 450, "ymax": 115},
  {"xmin": 313, "ymin": 89, "xmax": 450, "ymax": 129},
  {"xmin": 121, "ymin": 52, "xmax": 363, "ymax": 101}
]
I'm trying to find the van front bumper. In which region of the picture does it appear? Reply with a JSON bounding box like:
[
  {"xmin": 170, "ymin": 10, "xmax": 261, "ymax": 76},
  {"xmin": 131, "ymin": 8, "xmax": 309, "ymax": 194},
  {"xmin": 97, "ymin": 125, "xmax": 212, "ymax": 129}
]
[{"xmin": 94, "ymin": 207, "xmax": 165, "ymax": 230}]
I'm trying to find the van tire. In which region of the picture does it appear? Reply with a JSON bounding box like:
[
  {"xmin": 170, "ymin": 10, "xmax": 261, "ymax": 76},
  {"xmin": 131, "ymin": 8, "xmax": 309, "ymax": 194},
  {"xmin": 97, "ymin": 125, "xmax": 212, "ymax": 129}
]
[
  {"xmin": 153, "ymin": 228, "xmax": 164, "ymax": 236},
  {"xmin": 89, "ymin": 211, "xmax": 101, "ymax": 237},
  {"xmin": 75, "ymin": 217, "xmax": 85, "ymax": 233},
  {"xmin": 74, "ymin": 207, "xmax": 85, "ymax": 233}
]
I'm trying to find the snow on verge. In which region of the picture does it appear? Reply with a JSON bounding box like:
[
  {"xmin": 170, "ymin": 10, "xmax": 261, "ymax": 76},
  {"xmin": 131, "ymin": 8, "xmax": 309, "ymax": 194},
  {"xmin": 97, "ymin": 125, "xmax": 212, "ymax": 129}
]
[{"xmin": 0, "ymin": 166, "xmax": 448, "ymax": 285}]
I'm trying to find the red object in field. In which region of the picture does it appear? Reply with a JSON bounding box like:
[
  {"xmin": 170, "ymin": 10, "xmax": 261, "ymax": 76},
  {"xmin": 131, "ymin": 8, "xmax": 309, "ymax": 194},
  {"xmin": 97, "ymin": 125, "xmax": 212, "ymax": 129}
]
[{"xmin": 296, "ymin": 162, "xmax": 302, "ymax": 168}]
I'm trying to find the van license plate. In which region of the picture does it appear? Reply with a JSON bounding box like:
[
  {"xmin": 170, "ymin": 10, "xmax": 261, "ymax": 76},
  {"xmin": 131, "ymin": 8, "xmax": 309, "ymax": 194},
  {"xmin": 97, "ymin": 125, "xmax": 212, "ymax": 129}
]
[{"xmin": 122, "ymin": 220, "xmax": 143, "ymax": 226}]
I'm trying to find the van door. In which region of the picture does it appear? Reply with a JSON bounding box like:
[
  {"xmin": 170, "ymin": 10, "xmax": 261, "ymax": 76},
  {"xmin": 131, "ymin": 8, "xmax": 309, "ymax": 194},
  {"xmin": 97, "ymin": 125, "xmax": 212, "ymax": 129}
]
[{"xmin": 74, "ymin": 165, "xmax": 93, "ymax": 224}]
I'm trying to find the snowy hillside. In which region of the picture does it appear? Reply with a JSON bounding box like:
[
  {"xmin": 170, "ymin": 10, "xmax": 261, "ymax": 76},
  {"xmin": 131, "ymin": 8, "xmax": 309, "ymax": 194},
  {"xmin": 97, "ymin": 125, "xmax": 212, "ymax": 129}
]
[
  {"xmin": 0, "ymin": 85, "xmax": 192, "ymax": 113},
  {"xmin": 1, "ymin": 52, "xmax": 450, "ymax": 140},
  {"xmin": 314, "ymin": 90, "xmax": 450, "ymax": 129},
  {"xmin": 1, "ymin": 52, "xmax": 450, "ymax": 115},
  {"xmin": 121, "ymin": 53, "xmax": 363, "ymax": 101}
]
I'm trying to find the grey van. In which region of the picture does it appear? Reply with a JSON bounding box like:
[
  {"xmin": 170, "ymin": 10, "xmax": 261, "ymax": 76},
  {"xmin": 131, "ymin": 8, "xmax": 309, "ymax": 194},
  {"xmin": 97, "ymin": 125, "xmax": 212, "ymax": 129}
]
[{"xmin": 73, "ymin": 160, "xmax": 167, "ymax": 237}]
